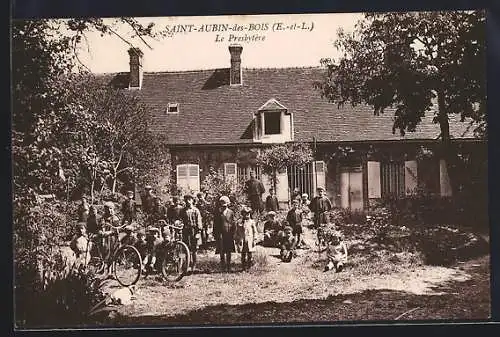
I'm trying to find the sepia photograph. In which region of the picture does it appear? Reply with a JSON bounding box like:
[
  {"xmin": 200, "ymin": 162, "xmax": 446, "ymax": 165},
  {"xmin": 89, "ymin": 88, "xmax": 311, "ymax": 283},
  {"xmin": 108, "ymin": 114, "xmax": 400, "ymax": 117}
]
[{"xmin": 11, "ymin": 10, "xmax": 489, "ymax": 328}]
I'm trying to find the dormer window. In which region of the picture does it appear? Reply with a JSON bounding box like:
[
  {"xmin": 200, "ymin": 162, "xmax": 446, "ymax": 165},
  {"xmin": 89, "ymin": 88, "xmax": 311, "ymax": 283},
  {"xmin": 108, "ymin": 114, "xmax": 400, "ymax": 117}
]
[
  {"xmin": 264, "ymin": 111, "xmax": 281, "ymax": 135},
  {"xmin": 254, "ymin": 98, "xmax": 293, "ymax": 143},
  {"xmin": 167, "ymin": 103, "xmax": 179, "ymax": 114}
]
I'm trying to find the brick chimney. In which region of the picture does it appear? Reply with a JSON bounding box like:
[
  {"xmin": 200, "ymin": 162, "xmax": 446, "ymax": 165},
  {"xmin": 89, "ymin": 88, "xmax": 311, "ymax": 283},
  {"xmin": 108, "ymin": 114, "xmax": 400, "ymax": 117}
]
[
  {"xmin": 229, "ymin": 44, "xmax": 243, "ymax": 86},
  {"xmin": 128, "ymin": 47, "xmax": 143, "ymax": 89}
]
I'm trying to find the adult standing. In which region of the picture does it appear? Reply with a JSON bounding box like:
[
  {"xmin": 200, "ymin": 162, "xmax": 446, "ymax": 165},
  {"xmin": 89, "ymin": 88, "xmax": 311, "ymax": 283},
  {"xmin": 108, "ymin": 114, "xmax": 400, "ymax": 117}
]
[
  {"xmin": 195, "ymin": 191, "xmax": 210, "ymax": 247},
  {"xmin": 213, "ymin": 196, "xmax": 236, "ymax": 272},
  {"xmin": 244, "ymin": 170, "xmax": 265, "ymax": 220},
  {"xmin": 180, "ymin": 194, "xmax": 203, "ymax": 273},
  {"xmin": 141, "ymin": 185, "xmax": 155, "ymax": 216}
]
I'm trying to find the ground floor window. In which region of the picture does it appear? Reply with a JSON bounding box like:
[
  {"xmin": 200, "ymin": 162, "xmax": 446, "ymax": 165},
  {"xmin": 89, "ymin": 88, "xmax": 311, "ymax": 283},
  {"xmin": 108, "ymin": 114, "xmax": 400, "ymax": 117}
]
[
  {"xmin": 176, "ymin": 163, "xmax": 200, "ymax": 194},
  {"xmin": 381, "ymin": 161, "xmax": 405, "ymax": 198},
  {"xmin": 418, "ymin": 158, "xmax": 440, "ymax": 196},
  {"xmin": 237, "ymin": 165, "xmax": 262, "ymax": 185}
]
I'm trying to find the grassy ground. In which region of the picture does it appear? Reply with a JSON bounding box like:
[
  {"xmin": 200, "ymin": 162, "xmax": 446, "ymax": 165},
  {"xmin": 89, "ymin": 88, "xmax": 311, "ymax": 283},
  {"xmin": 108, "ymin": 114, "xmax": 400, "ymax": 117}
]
[{"xmin": 86, "ymin": 222, "xmax": 490, "ymax": 327}]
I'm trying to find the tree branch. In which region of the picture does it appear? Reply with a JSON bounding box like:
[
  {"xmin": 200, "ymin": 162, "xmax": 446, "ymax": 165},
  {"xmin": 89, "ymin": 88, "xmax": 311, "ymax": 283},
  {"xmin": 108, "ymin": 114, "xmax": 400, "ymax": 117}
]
[{"xmin": 121, "ymin": 18, "xmax": 154, "ymax": 50}]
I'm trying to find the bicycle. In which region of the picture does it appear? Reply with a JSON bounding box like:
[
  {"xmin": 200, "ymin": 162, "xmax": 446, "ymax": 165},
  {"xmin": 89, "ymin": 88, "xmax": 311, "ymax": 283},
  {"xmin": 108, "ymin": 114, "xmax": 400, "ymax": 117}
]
[
  {"xmin": 156, "ymin": 219, "xmax": 191, "ymax": 282},
  {"xmin": 86, "ymin": 221, "xmax": 143, "ymax": 287}
]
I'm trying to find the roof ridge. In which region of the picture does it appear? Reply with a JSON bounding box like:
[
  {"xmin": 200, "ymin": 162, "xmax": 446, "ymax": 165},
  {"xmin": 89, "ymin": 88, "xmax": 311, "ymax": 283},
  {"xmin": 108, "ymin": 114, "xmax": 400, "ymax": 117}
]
[{"xmin": 142, "ymin": 66, "xmax": 323, "ymax": 75}]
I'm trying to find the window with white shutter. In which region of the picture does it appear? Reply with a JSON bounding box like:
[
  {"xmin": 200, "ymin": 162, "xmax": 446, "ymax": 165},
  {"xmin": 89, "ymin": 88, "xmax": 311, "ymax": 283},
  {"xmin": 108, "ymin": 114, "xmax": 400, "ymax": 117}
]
[
  {"xmin": 314, "ymin": 161, "xmax": 326, "ymax": 191},
  {"xmin": 176, "ymin": 164, "xmax": 200, "ymax": 194},
  {"xmin": 224, "ymin": 163, "xmax": 238, "ymax": 188}
]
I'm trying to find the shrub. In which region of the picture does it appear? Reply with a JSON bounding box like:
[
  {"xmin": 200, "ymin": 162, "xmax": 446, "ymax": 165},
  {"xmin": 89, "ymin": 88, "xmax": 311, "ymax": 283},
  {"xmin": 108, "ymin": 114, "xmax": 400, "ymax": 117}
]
[
  {"xmin": 365, "ymin": 206, "xmax": 393, "ymax": 239},
  {"xmin": 15, "ymin": 250, "xmax": 107, "ymax": 328},
  {"xmin": 14, "ymin": 198, "xmax": 107, "ymax": 328}
]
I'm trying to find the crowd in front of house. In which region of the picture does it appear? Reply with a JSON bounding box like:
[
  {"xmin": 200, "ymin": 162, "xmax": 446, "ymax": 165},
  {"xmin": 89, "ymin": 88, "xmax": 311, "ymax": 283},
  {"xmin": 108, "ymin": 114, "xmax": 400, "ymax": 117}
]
[{"xmin": 70, "ymin": 171, "xmax": 348, "ymax": 276}]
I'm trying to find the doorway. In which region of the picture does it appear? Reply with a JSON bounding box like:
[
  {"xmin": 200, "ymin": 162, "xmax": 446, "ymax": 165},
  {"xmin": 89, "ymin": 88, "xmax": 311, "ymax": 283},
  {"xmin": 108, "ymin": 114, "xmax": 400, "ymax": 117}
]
[{"xmin": 340, "ymin": 165, "xmax": 364, "ymax": 210}]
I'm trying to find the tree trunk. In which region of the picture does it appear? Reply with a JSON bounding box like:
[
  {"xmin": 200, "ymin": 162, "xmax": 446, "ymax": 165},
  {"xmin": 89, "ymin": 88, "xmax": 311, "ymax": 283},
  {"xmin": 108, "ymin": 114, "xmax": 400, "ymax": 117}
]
[
  {"xmin": 273, "ymin": 169, "xmax": 278, "ymax": 196},
  {"xmin": 437, "ymin": 90, "xmax": 462, "ymax": 199},
  {"xmin": 112, "ymin": 171, "xmax": 117, "ymax": 195},
  {"xmin": 90, "ymin": 167, "xmax": 96, "ymax": 204}
]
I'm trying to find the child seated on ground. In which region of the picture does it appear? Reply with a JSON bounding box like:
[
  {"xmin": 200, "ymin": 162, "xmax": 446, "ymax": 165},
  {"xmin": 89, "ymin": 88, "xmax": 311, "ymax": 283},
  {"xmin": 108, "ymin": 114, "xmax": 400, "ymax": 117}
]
[
  {"xmin": 279, "ymin": 226, "xmax": 298, "ymax": 262},
  {"xmin": 324, "ymin": 231, "xmax": 348, "ymax": 272},
  {"xmin": 263, "ymin": 211, "xmax": 284, "ymax": 247},
  {"xmin": 142, "ymin": 227, "xmax": 164, "ymax": 273}
]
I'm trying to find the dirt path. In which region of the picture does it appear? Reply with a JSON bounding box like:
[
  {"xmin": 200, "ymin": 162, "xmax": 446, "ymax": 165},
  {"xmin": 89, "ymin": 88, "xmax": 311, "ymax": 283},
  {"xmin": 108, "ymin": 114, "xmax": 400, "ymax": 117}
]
[{"xmin": 110, "ymin": 227, "xmax": 480, "ymax": 321}]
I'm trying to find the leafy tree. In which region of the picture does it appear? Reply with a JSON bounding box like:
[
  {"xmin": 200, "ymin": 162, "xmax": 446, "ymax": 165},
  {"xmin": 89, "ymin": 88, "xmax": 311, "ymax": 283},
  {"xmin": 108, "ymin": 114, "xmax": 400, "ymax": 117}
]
[
  {"xmin": 315, "ymin": 10, "xmax": 486, "ymax": 194},
  {"xmin": 65, "ymin": 74, "xmax": 171, "ymax": 201},
  {"xmin": 11, "ymin": 18, "xmax": 166, "ymax": 326},
  {"xmin": 256, "ymin": 143, "xmax": 314, "ymax": 192}
]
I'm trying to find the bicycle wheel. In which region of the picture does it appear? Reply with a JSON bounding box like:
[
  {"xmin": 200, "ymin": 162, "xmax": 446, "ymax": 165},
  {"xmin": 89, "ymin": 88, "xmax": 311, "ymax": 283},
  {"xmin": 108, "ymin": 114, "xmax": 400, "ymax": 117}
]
[
  {"xmin": 161, "ymin": 241, "xmax": 190, "ymax": 282},
  {"xmin": 113, "ymin": 245, "xmax": 142, "ymax": 286}
]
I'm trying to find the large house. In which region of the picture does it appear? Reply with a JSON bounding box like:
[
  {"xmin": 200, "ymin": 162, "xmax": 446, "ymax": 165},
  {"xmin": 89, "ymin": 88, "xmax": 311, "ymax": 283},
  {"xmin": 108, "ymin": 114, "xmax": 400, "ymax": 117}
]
[{"xmin": 108, "ymin": 45, "xmax": 484, "ymax": 210}]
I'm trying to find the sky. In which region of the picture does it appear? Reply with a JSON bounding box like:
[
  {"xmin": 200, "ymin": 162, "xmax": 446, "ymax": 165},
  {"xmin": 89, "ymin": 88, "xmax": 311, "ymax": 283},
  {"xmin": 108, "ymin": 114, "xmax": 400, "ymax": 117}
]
[{"xmin": 74, "ymin": 13, "xmax": 364, "ymax": 73}]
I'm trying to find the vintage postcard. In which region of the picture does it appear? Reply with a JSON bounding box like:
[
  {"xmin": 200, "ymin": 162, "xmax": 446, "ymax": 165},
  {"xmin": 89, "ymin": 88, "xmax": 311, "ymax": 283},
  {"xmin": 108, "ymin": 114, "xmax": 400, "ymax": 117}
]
[{"xmin": 12, "ymin": 11, "xmax": 489, "ymax": 328}]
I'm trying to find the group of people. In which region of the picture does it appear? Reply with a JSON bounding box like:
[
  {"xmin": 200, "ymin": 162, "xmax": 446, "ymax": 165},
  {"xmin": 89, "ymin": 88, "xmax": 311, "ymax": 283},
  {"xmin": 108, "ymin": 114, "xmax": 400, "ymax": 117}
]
[{"xmin": 70, "ymin": 177, "xmax": 348, "ymax": 275}]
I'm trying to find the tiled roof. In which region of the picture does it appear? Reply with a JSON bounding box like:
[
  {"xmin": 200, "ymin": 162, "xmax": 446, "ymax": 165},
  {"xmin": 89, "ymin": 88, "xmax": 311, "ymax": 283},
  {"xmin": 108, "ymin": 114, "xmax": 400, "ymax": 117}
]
[{"xmin": 105, "ymin": 67, "xmax": 476, "ymax": 145}]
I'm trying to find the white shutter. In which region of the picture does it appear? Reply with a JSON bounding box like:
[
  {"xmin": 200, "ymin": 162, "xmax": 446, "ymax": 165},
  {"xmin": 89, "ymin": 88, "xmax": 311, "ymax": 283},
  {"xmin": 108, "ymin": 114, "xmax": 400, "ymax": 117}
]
[
  {"xmin": 404, "ymin": 160, "xmax": 418, "ymax": 195},
  {"xmin": 177, "ymin": 164, "xmax": 200, "ymax": 194},
  {"xmin": 224, "ymin": 163, "xmax": 237, "ymax": 189},
  {"xmin": 440, "ymin": 159, "xmax": 452, "ymax": 197},
  {"xmin": 176, "ymin": 164, "xmax": 189, "ymax": 193},
  {"xmin": 314, "ymin": 161, "xmax": 326, "ymax": 191},
  {"xmin": 187, "ymin": 164, "xmax": 200, "ymax": 193},
  {"xmin": 276, "ymin": 167, "xmax": 289, "ymax": 201},
  {"xmin": 367, "ymin": 161, "xmax": 381, "ymax": 198}
]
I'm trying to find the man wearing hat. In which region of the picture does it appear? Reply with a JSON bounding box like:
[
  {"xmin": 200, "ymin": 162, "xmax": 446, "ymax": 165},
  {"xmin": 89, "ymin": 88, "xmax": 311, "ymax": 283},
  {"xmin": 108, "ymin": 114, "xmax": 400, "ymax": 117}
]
[
  {"xmin": 121, "ymin": 190, "xmax": 136, "ymax": 226},
  {"xmin": 180, "ymin": 194, "xmax": 203, "ymax": 272},
  {"xmin": 141, "ymin": 185, "xmax": 155, "ymax": 215},
  {"xmin": 243, "ymin": 170, "xmax": 265, "ymax": 220},
  {"xmin": 310, "ymin": 186, "xmax": 332, "ymax": 229},
  {"xmin": 213, "ymin": 195, "xmax": 236, "ymax": 272}
]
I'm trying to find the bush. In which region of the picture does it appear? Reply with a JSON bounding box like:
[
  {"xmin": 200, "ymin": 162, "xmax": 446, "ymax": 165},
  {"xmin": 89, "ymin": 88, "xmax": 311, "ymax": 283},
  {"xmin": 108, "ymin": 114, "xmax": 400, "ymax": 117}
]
[
  {"xmin": 14, "ymin": 198, "xmax": 107, "ymax": 328},
  {"xmin": 365, "ymin": 206, "xmax": 393, "ymax": 239},
  {"xmin": 15, "ymin": 251, "xmax": 107, "ymax": 328}
]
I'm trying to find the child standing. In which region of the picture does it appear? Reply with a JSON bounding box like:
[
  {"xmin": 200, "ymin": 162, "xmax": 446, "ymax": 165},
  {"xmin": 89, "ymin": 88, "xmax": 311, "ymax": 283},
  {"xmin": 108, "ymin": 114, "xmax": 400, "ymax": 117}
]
[
  {"xmin": 310, "ymin": 187, "xmax": 332, "ymax": 229},
  {"xmin": 235, "ymin": 206, "xmax": 258, "ymax": 270},
  {"xmin": 324, "ymin": 231, "xmax": 348, "ymax": 272},
  {"xmin": 265, "ymin": 188, "xmax": 279, "ymax": 212},
  {"xmin": 70, "ymin": 222, "xmax": 92, "ymax": 268},
  {"xmin": 286, "ymin": 200, "xmax": 303, "ymax": 248}
]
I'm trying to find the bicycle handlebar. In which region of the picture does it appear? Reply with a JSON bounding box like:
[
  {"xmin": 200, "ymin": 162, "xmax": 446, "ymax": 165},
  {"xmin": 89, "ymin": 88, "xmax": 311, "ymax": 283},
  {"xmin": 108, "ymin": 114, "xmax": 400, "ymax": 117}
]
[{"xmin": 157, "ymin": 219, "xmax": 184, "ymax": 231}]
